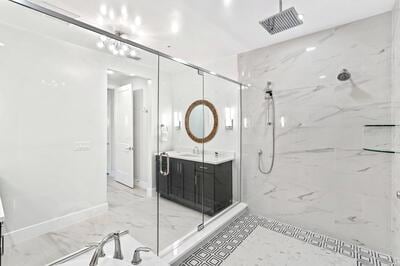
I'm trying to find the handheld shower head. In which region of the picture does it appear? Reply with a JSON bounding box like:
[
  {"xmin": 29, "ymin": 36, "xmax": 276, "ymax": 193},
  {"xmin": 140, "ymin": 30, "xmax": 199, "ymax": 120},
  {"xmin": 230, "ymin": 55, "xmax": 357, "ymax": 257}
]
[{"xmin": 265, "ymin": 81, "xmax": 273, "ymax": 98}]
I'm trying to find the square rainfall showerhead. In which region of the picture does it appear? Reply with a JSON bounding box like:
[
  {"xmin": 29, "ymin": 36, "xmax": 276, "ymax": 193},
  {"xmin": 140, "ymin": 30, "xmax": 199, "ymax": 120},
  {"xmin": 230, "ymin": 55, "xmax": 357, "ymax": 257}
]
[{"xmin": 259, "ymin": 7, "xmax": 303, "ymax": 35}]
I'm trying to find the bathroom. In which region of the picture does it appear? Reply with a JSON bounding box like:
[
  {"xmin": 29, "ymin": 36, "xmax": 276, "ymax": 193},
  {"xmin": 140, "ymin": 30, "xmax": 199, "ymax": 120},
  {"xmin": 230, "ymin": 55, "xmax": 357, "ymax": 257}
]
[{"xmin": 0, "ymin": 0, "xmax": 399, "ymax": 265}]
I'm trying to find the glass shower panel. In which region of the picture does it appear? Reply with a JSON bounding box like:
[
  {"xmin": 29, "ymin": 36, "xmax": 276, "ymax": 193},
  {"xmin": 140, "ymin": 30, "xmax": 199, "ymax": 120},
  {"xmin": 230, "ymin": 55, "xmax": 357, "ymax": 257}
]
[
  {"xmin": 202, "ymin": 74, "xmax": 241, "ymax": 223},
  {"xmin": 157, "ymin": 58, "xmax": 204, "ymax": 252},
  {"xmin": 0, "ymin": 1, "xmax": 159, "ymax": 265}
]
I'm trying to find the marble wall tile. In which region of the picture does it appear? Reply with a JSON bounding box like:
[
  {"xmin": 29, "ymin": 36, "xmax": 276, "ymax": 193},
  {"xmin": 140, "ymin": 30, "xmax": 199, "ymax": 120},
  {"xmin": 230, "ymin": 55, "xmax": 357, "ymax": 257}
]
[{"xmin": 239, "ymin": 12, "xmax": 395, "ymax": 254}]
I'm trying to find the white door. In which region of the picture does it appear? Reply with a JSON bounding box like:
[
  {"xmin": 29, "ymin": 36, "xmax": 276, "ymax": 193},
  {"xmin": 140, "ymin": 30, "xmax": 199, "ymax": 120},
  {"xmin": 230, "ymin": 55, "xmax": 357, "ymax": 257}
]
[{"xmin": 113, "ymin": 84, "xmax": 134, "ymax": 188}]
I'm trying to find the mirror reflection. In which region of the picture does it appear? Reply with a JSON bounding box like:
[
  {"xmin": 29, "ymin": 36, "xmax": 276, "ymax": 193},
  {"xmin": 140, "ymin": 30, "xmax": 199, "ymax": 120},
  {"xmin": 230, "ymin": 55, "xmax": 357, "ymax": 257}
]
[{"xmin": 185, "ymin": 100, "xmax": 218, "ymax": 143}]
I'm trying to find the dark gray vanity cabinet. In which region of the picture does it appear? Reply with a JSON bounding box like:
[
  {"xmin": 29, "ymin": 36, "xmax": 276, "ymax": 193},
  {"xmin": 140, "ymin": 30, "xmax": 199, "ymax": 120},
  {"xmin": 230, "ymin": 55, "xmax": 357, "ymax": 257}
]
[{"xmin": 156, "ymin": 155, "xmax": 232, "ymax": 216}]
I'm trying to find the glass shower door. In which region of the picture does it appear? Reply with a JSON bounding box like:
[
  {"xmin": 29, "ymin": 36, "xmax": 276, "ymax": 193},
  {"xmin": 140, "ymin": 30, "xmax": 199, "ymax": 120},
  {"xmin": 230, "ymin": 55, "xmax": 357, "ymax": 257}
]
[
  {"xmin": 157, "ymin": 57, "xmax": 205, "ymax": 253},
  {"xmin": 202, "ymin": 73, "xmax": 242, "ymax": 223}
]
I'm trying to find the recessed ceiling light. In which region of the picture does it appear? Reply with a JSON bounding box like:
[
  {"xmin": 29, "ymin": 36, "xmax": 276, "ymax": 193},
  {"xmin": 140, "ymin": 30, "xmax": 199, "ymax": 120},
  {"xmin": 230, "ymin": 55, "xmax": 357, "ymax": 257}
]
[
  {"xmin": 306, "ymin": 46, "xmax": 316, "ymax": 52},
  {"xmin": 109, "ymin": 9, "xmax": 115, "ymax": 20},
  {"xmin": 121, "ymin": 6, "xmax": 128, "ymax": 18},
  {"xmin": 0, "ymin": 42, "xmax": 5, "ymax": 47},
  {"xmin": 319, "ymin": 75, "xmax": 327, "ymax": 79},
  {"xmin": 223, "ymin": 0, "xmax": 232, "ymax": 7},
  {"xmin": 135, "ymin": 16, "xmax": 142, "ymax": 26},
  {"xmin": 171, "ymin": 21, "xmax": 179, "ymax": 34},
  {"xmin": 100, "ymin": 4, "xmax": 107, "ymax": 16},
  {"xmin": 107, "ymin": 70, "xmax": 114, "ymax": 75}
]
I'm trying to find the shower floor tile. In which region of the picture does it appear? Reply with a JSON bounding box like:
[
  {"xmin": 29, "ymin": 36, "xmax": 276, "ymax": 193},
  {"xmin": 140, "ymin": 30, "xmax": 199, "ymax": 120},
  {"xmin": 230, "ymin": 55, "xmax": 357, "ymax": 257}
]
[
  {"xmin": 180, "ymin": 214, "xmax": 399, "ymax": 266},
  {"xmin": 221, "ymin": 227, "xmax": 354, "ymax": 266}
]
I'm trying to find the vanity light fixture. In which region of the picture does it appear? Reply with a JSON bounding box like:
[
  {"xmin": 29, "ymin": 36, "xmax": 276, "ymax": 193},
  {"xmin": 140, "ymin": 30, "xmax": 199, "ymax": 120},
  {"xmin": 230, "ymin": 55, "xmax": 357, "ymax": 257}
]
[
  {"xmin": 225, "ymin": 107, "xmax": 234, "ymax": 130},
  {"xmin": 174, "ymin": 112, "xmax": 182, "ymax": 129},
  {"xmin": 243, "ymin": 117, "xmax": 249, "ymax": 128},
  {"xmin": 280, "ymin": 116, "xmax": 286, "ymax": 128}
]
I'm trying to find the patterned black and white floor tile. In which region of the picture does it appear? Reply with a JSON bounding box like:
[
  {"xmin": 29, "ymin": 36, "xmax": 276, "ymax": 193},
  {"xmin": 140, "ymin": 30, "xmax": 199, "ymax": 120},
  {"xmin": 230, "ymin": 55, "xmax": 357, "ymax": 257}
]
[{"xmin": 179, "ymin": 213, "xmax": 399, "ymax": 266}]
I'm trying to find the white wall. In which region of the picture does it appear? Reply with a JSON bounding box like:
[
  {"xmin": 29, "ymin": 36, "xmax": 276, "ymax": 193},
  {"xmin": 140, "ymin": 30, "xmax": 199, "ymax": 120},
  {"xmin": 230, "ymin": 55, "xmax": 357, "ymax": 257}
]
[
  {"xmin": 239, "ymin": 12, "xmax": 394, "ymax": 253},
  {"xmin": 0, "ymin": 2, "xmax": 159, "ymax": 243},
  {"xmin": 392, "ymin": 0, "xmax": 400, "ymax": 257}
]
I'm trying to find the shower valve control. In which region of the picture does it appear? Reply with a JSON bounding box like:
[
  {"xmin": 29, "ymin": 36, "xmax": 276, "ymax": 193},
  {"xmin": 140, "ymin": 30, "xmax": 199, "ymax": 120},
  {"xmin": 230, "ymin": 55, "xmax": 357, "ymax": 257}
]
[{"xmin": 397, "ymin": 191, "xmax": 400, "ymax": 199}]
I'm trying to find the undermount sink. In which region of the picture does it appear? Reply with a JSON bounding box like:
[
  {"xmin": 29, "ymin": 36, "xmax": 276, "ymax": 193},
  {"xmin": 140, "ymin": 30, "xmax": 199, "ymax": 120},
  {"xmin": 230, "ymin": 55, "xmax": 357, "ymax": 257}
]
[{"xmin": 61, "ymin": 258, "xmax": 131, "ymax": 266}]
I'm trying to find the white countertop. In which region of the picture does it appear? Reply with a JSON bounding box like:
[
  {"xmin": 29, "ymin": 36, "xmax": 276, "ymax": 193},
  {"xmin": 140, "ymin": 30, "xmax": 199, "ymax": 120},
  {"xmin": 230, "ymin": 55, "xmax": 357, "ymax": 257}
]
[
  {"xmin": 0, "ymin": 194, "xmax": 4, "ymax": 223},
  {"xmin": 51, "ymin": 234, "xmax": 167, "ymax": 266},
  {"xmin": 157, "ymin": 150, "xmax": 234, "ymax": 165}
]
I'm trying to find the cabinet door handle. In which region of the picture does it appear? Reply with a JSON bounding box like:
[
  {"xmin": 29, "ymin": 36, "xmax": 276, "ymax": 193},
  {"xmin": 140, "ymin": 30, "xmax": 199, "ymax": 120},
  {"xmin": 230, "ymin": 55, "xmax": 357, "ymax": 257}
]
[{"xmin": 199, "ymin": 166, "xmax": 208, "ymax": 170}]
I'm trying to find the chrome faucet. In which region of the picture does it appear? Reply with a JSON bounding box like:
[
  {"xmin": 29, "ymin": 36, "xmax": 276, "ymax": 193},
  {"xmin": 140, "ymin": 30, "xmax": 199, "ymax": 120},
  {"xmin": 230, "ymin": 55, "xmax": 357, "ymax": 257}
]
[
  {"xmin": 131, "ymin": 247, "xmax": 151, "ymax": 265},
  {"xmin": 193, "ymin": 146, "xmax": 200, "ymax": 155},
  {"xmin": 89, "ymin": 231, "xmax": 124, "ymax": 266}
]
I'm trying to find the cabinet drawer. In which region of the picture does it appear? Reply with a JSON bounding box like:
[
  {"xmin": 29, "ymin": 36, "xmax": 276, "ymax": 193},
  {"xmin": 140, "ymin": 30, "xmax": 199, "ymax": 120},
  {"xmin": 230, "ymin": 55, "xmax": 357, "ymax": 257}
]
[{"xmin": 195, "ymin": 163, "xmax": 214, "ymax": 173}]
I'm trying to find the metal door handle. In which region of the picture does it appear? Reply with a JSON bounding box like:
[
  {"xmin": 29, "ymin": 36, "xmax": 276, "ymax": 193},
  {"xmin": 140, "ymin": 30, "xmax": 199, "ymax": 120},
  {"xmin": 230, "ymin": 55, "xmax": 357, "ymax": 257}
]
[{"xmin": 159, "ymin": 152, "xmax": 170, "ymax": 176}]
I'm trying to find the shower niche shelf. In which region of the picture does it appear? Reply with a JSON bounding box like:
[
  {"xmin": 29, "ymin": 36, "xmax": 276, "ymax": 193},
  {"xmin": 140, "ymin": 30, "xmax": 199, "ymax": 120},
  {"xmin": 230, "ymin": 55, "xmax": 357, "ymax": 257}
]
[{"xmin": 362, "ymin": 124, "xmax": 399, "ymax": 154}]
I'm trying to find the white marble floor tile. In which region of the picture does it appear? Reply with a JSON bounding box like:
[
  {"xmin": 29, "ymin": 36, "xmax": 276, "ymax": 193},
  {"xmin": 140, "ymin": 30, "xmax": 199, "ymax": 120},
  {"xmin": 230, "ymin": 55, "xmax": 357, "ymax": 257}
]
[{"xmin": 3, "ymin": 178, "xmax": 204, "ymax": 266}]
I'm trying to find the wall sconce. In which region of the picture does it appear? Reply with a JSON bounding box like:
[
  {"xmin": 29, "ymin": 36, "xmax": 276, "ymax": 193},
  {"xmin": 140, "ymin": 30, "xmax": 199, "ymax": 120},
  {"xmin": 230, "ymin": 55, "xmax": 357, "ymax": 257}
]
[
  {"xmin": 225, "ymin": 107, "xmax": 234, "ymax": 130},
  {"xmin": 243, "ymin": 117, "xmax": 249, "ymax": 129},
  {"xmin": 174, "ymin": 112, "xmax": 182, "ymax": 129}
]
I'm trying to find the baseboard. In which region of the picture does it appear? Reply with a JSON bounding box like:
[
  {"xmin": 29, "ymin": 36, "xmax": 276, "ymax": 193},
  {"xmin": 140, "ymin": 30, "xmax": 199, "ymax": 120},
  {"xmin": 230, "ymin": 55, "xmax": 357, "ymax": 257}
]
[{"xmin": 4, "ymin": 202, "xmax": 108, "ymax": 245}]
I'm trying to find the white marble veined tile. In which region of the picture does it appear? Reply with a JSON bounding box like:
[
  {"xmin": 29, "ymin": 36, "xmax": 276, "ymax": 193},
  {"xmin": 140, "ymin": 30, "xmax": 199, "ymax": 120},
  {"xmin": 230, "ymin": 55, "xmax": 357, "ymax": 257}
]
[
  {"xmin": 3, "ymin": 178, "xmax": 205, "ymax": 266},
  {"xmin": 239, "ymin": 11, "xmax": 395, "ymax": 254}
]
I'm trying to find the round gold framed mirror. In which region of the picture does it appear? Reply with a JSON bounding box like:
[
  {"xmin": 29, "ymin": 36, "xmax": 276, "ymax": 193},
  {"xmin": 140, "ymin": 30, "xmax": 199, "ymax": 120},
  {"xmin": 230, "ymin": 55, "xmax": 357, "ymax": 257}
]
[{"xmin": 185, "ymin": 99, "xmax": 218, "ymax": 143}]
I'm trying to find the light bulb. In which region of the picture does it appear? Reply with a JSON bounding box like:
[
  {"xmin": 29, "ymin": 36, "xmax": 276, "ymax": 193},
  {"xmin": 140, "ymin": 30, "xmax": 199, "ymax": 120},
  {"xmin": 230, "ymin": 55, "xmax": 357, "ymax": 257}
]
[
  {"xmin": 171, "ymin": 21, "xmax": 179, "ymax": 34},
  {"xmin": 109, "ymin": 9, "xmax": 115, "ymax": 20},
  {"xmin": 96, "ymin": 41, "xmax": 105, "ymax": 49},
  {"xmin": 100, "ymin": 4, "xmax": 107, "ymax": 15},
  {"xmin": 129, "ymin": 50, "xmax": 137, "ymax": 57},
  {"xmin": 135, "ymin": 16, "xmax": 142, "ymax": 26}
]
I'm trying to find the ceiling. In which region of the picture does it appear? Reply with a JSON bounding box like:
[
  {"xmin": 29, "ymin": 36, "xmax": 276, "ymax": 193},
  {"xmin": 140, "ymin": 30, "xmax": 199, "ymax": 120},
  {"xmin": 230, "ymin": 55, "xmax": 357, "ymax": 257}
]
[{"xmin": 23, "ymin": 0, "xmax": 397, "ymax": 74}]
